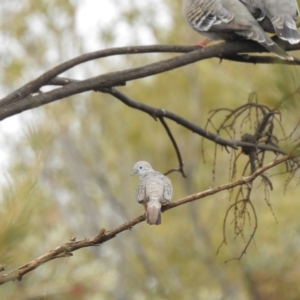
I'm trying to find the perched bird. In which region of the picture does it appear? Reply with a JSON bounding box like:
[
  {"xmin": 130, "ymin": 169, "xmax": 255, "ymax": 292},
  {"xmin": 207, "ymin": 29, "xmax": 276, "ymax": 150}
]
[
  {"xmin": 241, "ymin": 0, "xmax": 300, "ymax": 44},
  {"xmin": 131, "ymin": 161, "xmax": 173, "ymax": 225},
  {"xmin": 182, "ymin": 0, "xmax": 294, "ymax": 60}
]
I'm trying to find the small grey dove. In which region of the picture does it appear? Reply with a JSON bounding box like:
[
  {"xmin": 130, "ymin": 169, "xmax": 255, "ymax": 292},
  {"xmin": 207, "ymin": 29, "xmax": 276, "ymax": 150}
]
[
  {"xmin": 131, "ymin": 161, "xmax": 173, "ymax": 225},
  {"xmin": 242, "ymin": 0, "xmax": 300, "ymax": 44},
  {"xmin": 182, "ymin": 0, "xmax": 294, "ymax": 60}
]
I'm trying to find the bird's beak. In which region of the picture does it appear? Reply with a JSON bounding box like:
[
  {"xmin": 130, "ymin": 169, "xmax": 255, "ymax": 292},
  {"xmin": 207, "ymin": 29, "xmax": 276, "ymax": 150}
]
[{"xmin": 130, "ymin": 169, "xmax": 137, "ymax": 176}]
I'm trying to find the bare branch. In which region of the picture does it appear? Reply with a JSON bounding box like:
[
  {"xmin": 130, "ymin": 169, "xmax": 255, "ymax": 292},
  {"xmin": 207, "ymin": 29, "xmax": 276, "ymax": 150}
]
[
  {"xmin": 103, "ymin": 87, "xmax": 289, "ymax": 154},
  {"xmin": 159, "ymin": 117, "xmax": 187, "ymax": 178},
  {"xmin": 223, "ymin": 199, "xmax": 258, "ymax": 263},
  {"xmin": 1, "ymin": 41, "xmax": 300, "ymax": 121},
  {"xmin": 0, "ymin": 155, "xmax": 291, "ymax": 285},
  {"xmin": 18, "ymin": 77, "xmax": 289, "ymax": 158}
]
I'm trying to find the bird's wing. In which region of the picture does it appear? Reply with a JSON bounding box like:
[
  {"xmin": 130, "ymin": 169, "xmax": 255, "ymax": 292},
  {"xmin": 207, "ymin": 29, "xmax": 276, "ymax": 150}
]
[
  {"xmin": 163, "ymin": 176, "xmax": 173, "ymax": 202},
  {"xmin": 183, "ymin": 0, "xmax": 236, "ymax": 32},
  {"xmin": 240, "ymin": 0, "xmax": 265, "ymax": 21},
  {"xmin": 136, "ymin": 178, "xmax": 146, "ymax": 202}
]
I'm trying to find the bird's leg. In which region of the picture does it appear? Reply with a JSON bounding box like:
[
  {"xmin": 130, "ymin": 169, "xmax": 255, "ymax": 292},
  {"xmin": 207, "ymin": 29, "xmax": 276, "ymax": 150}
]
[{"xmin": 193, "ymin": 38, "xmax": 210, "ymax": 47}]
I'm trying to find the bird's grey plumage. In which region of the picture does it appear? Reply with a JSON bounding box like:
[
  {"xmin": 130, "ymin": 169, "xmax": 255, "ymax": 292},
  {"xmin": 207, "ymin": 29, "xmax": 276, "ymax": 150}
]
[
  {"xmin": 240, "ymin": 0, "xmax": 265, "ymax": 21},
  {"xmin": 131, "ymin": 161, "xmax": 173, "ymax": 225},
  {"xmin": 182, "ymin": 0, "xmax": 294, "ymax": 60},
  {"xmin": 241, "ymin": 0, "xmax": 300, "ymax": 44}
]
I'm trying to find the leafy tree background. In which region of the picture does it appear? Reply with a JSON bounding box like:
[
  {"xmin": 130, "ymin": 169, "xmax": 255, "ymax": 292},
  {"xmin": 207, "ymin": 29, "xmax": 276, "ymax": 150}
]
[{"xmin": 1, "ymin": 0, "xmax": 300, "ymax": 299}]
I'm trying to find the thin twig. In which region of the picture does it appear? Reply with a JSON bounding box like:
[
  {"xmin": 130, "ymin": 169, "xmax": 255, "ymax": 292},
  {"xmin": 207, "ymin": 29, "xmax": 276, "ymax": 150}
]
[
  {"xmin": 224, "ymin": 199, "xmax": 258, "ymax": 263},
  {"xmin": 159, "ymin": 117, "xmax": 187, "ymax": 178}
]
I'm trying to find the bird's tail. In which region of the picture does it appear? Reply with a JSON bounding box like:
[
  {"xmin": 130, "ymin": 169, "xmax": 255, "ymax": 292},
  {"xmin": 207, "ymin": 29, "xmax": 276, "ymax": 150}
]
[
  {"xmin": 147, "ymin": 200, "xmax": 162, "ymax": 225},
  {"xmin": 245, "ymin": 25, "xmax": 294, "ymax": 60},
  {"xmin": 262, "ymin": 39, "xmax": 294, "ymax": 60},
  {"xmin": 272, "ymin": 15, "xmax": 300, "ymax": 45}
]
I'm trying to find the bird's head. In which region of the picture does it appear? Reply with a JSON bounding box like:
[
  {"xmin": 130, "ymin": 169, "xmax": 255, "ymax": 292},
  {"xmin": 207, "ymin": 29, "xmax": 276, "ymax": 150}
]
[{"xmin": 131, "ymin": 161, "xmax": 153, "ymax": 176}]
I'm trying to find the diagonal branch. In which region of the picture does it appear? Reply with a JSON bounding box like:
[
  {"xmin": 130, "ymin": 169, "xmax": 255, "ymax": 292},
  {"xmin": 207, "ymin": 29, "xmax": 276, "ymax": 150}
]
[
  {"xmin": 8, "ymin": 76, "xmax": 286, "ymax": 156},
  {"xmin": 0, "ymin": 154, "xmax": 291, "ymax": 285},
  {"xmin": 18, "ymin": 78, "xmax": 287, "ymax": 156},
  {"xmin": 1, "ymin": 41, "xmax": 300, "ymax": 121},
  {"xmin": 103, "ymin": 87, "xmax": 287, "ymax": 154},
  {"xmin": 0, "ymin": 43, "xmax": 294, "ymax": 105}
]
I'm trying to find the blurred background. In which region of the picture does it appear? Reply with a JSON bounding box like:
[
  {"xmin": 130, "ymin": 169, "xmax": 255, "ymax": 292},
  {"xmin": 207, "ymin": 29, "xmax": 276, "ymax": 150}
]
[{"xmin": 1, "ymin": 0, "xmax": 300, "ymax": 299}]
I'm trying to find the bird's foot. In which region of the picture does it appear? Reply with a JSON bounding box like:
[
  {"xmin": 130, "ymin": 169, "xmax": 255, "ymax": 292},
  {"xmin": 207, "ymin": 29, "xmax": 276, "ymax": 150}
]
[{"xmin": 193, "ymin": 39, "xmax": 209, "ymax": 47}]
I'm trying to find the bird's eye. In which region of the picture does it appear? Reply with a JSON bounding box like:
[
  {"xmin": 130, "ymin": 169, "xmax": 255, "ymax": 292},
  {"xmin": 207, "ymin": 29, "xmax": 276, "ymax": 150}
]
[{"xmin": 139, "ymin": 166, "xmax": 142, "ymax": 169}]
